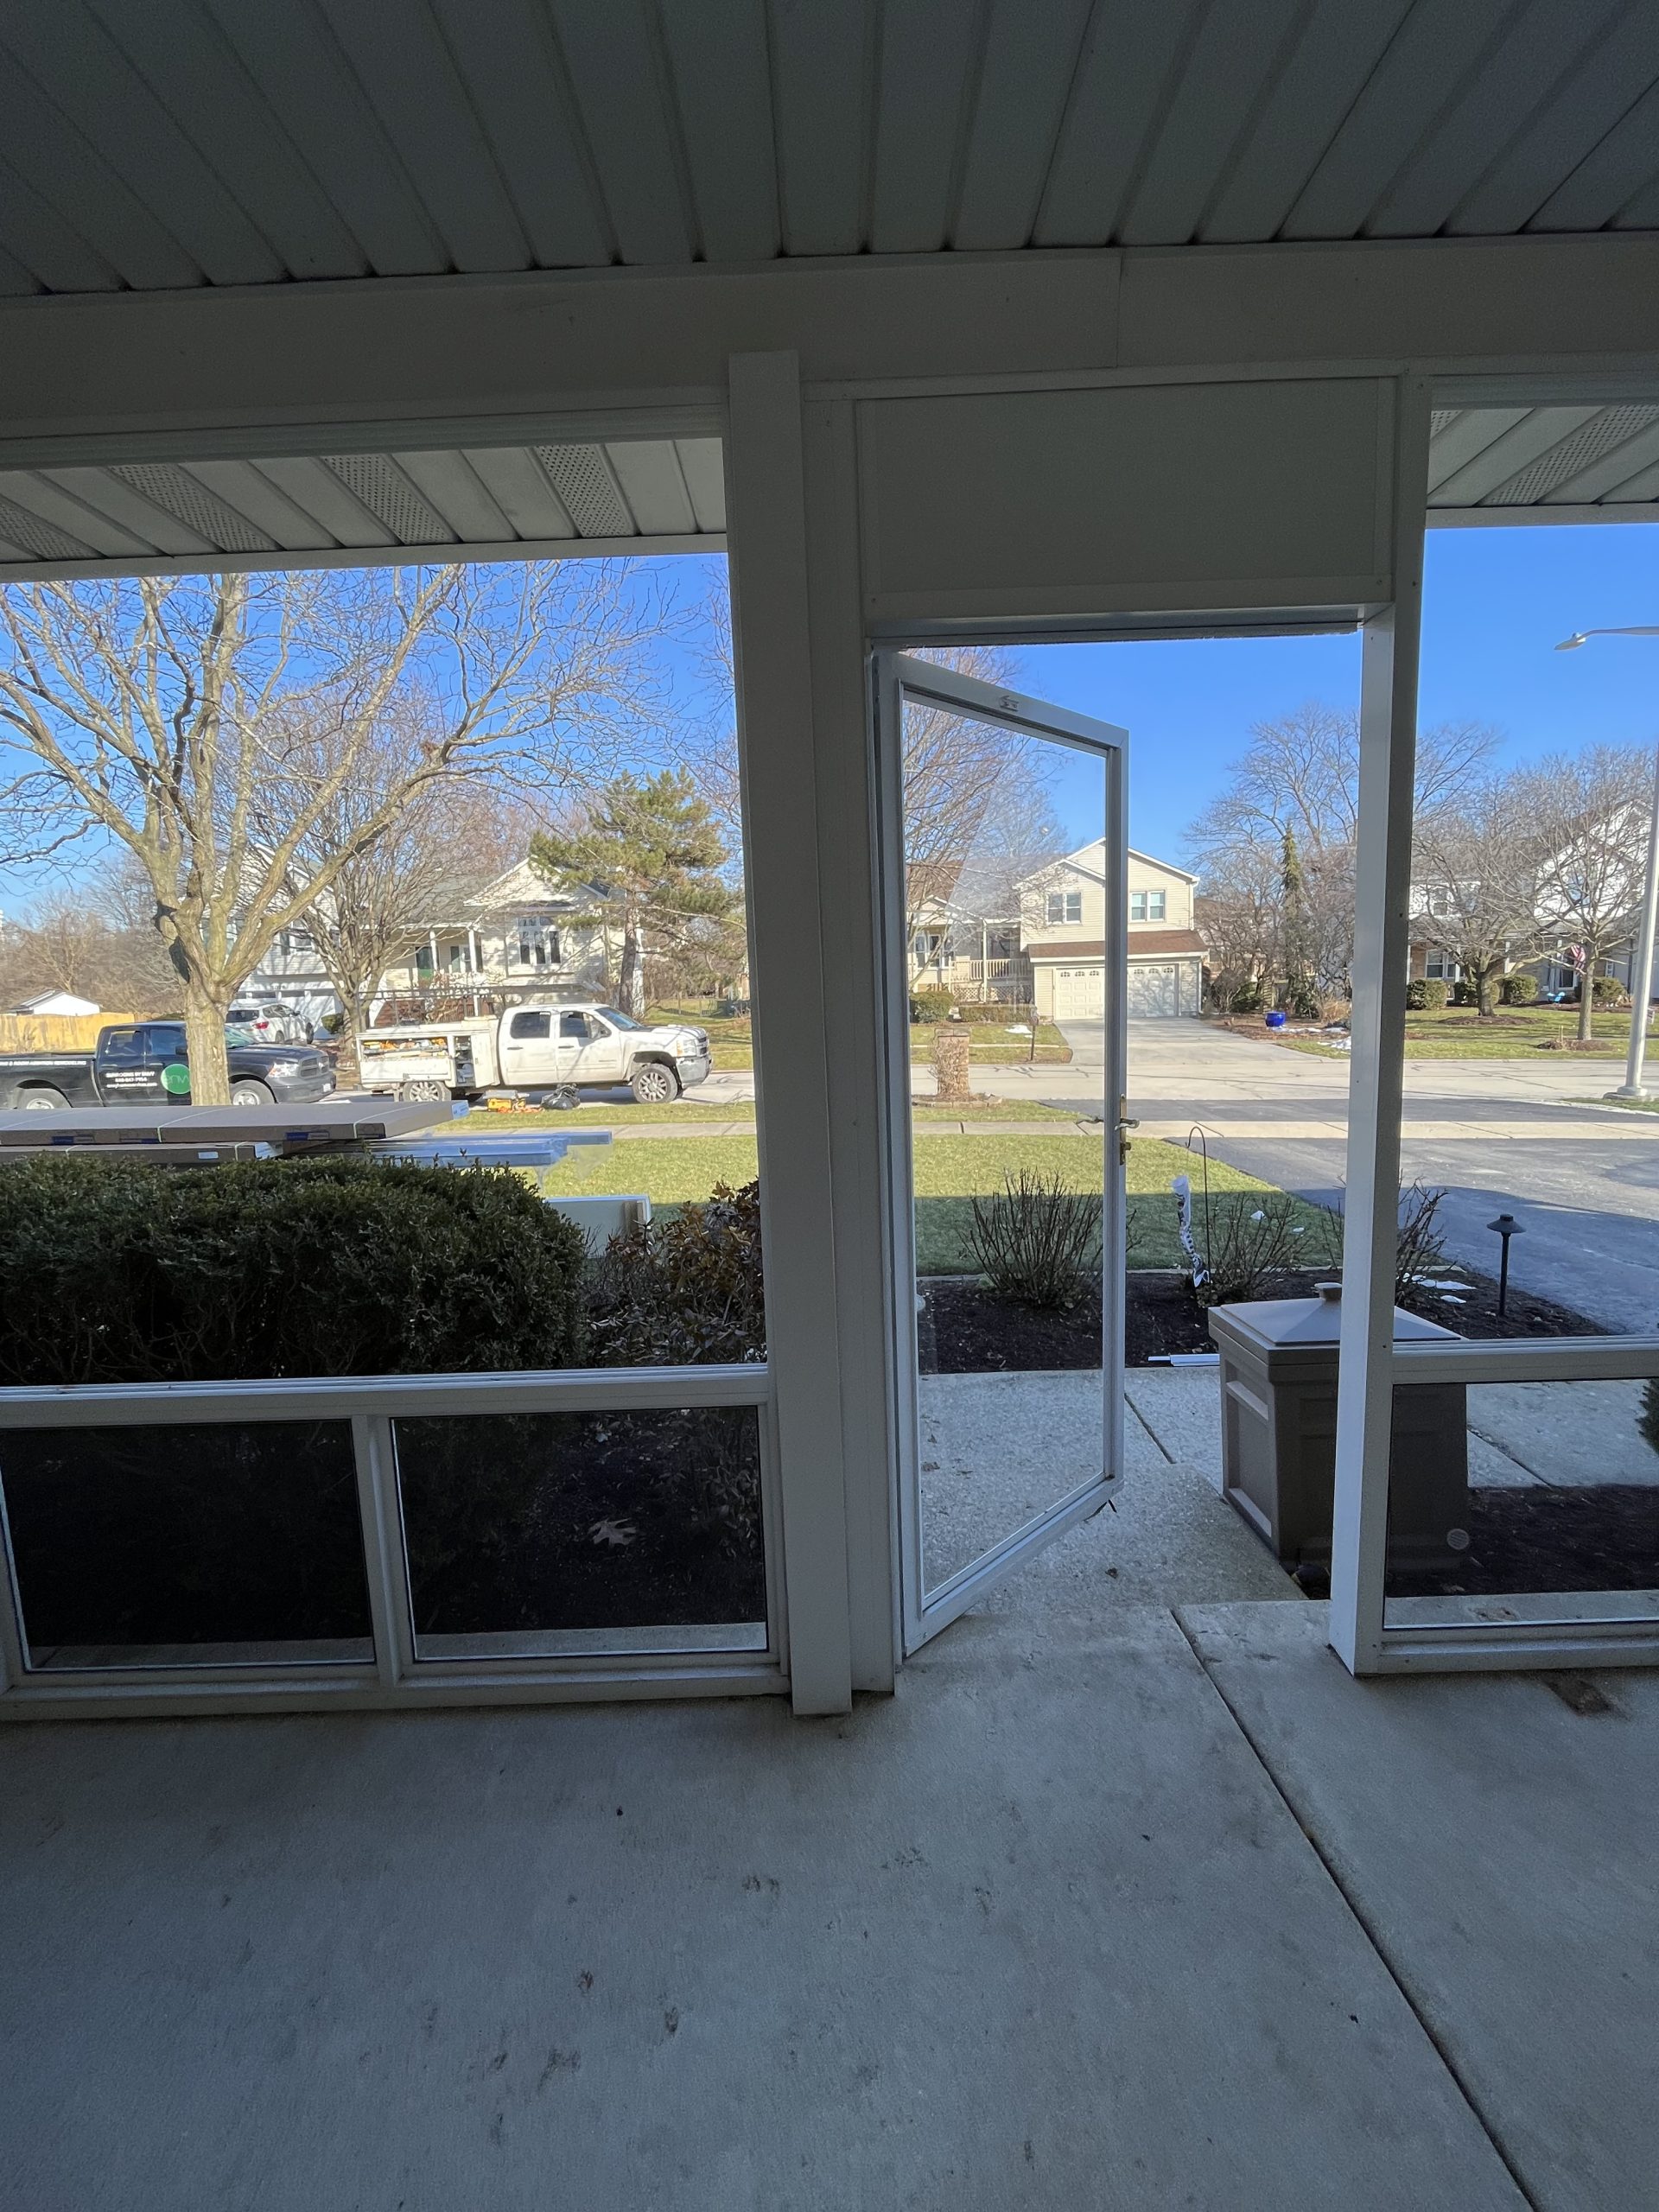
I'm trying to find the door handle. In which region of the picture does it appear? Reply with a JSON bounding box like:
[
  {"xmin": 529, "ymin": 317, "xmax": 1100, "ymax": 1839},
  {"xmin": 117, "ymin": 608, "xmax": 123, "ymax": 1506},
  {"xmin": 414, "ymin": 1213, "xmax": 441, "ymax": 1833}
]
[{"xmin": 1116, "ymin": 1098, "xmax": 1138, "ymax": 1165}]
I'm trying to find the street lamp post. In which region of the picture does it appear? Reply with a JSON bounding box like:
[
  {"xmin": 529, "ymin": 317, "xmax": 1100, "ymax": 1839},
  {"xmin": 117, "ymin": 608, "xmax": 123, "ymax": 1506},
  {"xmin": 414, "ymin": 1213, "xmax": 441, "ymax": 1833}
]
[{"xmin": 1554, "ymin": 627, "xmax": 1659, "ymax": 1099}]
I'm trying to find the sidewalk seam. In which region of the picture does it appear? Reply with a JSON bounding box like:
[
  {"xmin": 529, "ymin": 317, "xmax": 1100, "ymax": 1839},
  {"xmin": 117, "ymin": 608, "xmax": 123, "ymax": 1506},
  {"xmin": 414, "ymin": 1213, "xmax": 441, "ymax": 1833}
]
[{"xmin": 1170, "ymin": 1608, "xmax": 1543, "ymax": 2212}]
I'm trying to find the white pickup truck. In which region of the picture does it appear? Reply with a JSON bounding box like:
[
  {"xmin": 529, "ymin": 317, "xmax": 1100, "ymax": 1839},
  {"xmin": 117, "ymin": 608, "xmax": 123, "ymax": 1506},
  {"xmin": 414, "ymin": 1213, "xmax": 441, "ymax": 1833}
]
[{"xmin": 358, "ymin": 1002, "xmax": 713, "ymax": 1106}]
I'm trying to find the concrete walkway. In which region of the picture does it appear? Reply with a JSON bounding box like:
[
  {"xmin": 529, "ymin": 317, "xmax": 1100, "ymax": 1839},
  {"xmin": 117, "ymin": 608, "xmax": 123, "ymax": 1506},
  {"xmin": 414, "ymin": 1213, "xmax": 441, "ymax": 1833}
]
[{"xmin": 2, "ymin": 1609, "xmax": 1537, "ymax": 2212}]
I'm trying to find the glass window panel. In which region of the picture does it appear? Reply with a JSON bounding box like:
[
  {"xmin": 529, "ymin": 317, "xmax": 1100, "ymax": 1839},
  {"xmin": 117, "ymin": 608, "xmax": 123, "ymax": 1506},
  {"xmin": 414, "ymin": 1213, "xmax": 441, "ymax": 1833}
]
[
  {"xmin": 1382, "ymin": 1372, "xmax": 1659, "ymax": 1631},
  {"xmin": 392, "ymin": 1406, "xmax": 766, "ymax": 1660},
  {"xmin": 0, "ymin": 1421, "xmax": 372, "ymax": 1669}
]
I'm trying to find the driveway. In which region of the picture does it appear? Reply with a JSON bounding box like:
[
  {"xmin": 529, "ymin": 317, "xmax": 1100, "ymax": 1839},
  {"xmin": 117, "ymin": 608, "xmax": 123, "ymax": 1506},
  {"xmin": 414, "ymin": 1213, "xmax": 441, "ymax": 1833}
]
[{"xmin": 979, "ymin": 1018, "xmax": 1659, "ymax": 1332}]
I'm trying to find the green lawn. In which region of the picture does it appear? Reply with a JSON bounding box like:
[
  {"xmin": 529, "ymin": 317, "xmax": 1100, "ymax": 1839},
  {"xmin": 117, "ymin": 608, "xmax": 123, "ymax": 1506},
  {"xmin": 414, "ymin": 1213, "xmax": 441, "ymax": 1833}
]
[
  {"xmin": 649, "ymin": 1001, "xmax": 753, "ymax": 1070},
  {"xmin": 537, "ymin": 1130, "xmax": 1330, "ymax": 1274},
  {"xmin": 467, "ymin": 1096, "xmax": 1079, "ymax": 1132},
  {"xmin": 1400, "ymin": 1005, "xmax": 1655, "ymax": 1058},
  {"xmin": 909, "ymin": 1019, "xmax": 1072, "ymax": 1065},
  {"xmin": 1577, "ymin": 1092, "xmax": 1659, "ymax": 1113},
  {"xmin": 1268, "ymin": 1004, "xmax": 1658, "ymax": 1060},
  {"xmin": 642, "ymin": 1002, "xmax": 1074, "ymax": 1072}
]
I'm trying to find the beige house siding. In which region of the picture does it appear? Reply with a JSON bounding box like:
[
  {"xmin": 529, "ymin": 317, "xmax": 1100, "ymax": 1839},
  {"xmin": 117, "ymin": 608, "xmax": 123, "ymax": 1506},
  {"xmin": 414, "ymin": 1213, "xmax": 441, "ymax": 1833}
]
[{"xmin": 1021, "ymin": 845, "xmax": 1205, "ymax": 1019}]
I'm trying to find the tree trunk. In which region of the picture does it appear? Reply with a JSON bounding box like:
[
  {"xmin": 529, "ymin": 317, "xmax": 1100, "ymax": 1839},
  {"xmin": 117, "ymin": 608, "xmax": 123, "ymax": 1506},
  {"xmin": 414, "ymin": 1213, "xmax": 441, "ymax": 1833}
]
[
  {"xmin": 182, "ymin": 982, "xmax": 233, "ymax": 1105},
  {"xmin": 618, "ymin": 920, "xmax": 647, "ymax": 1019},
  {"xmin": 1477, "ymin": 963, "xmax": 1497, "ymax": 1017},
  {"xmin": 334, "ymin": 987, "xmax": 370, "ymax": 1084},
  {"xmin": 1579, "ymin": 965, "xmax": 1596, "ymax": 1043}
]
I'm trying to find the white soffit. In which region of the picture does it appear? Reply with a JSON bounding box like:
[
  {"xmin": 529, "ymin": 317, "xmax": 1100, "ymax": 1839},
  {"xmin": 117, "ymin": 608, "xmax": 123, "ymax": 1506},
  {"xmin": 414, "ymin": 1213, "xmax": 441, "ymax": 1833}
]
[
  {"xmin": 1427, "ymin": 406, "xmax": 1659, "ymax": 524},
  {"xmin": 0, "ymin": 1, "xmax": 1654, "ymax": 299},
  {"xmin": 0, "ymin": 437, "xmax": 726, "ymax": 576}
]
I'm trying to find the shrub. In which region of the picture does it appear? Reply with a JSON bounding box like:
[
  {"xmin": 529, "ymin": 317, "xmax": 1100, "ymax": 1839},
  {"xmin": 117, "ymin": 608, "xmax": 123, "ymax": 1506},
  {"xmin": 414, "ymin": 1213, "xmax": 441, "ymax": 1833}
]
[
  {"xmin": 588, "ymin": 1179, "xmax": 766, "ymax": 1366},
  {"xmin": 1186, "ymin": 1190, "xmax": 1327, "ymax": 1308},
  {"xmin": 909, "ymin": 989, "xmax": 957, "ymax": 1024},
  {"xmin": 1451, "ymin": 980, "xmax": 1477, "ymax": 1007},
  {"xmin": 1421, "ymin": 977, "xmax": 1449, "ymax": 1011},
  {"xmin": 0, "ymin": 1154, "xmax": 588, "ymax": 1386},
  {"xmin": 1395, "ymin": 1182, "xmax": 1452, "ymax": 1310},
  {"xmin": 1283, "ymin": 978, "xmax": 1323, "ymax": 1020},
  {"xmin": 1405, "ymin": 978, "xmax": 1428, "ymax": 1009},
  {"xmin": 1592, "ymin": 973, "xmax": 1624, "ymax": 1007},
  {"xmin": 1229, "ymin": 982, "xmax": 1265, "ymax": 1014},
  {"xmin": 966, "ymin": 1168, "xmax": 1101, "ymax": 1309},
  {"xmin": 1501, "ymin": 972, "xmax": 1538, "ymax": 1006}
]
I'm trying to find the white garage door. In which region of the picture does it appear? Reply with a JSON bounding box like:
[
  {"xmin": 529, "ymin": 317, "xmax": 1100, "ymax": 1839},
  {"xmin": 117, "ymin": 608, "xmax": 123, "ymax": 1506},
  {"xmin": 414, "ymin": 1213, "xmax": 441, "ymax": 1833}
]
[
  {"xmin": 1128, "ymin": 963, "xmax": 1180, "ymax": 1018},
  {"xmin": 1052, "ymin": 966, "xmax": 1104, "ymax": 1019}
]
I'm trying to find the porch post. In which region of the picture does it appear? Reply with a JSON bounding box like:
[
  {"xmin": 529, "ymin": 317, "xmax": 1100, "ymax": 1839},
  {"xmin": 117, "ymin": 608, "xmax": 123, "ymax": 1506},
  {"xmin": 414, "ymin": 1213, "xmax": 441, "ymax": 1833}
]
[
  {"xmin": 725, "ymin": 350, "xmax": 853, "ymax": 1715},
  {"xmin": 1328, "ymin": 378, "xmax": 1432, "ymax": 1674}
]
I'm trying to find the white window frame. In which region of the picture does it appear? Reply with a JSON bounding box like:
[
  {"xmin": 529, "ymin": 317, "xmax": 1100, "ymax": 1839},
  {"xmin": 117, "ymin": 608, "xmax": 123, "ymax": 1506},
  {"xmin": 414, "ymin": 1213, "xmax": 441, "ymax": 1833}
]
[
  {"xmin": 0, "ymin": 1364, "xmax": 785, "ymax": 1719},
  {"xmin": 1327, "ymin": 371, "xmax": 1659, "ymax": 1679},
  {"xmin": 1046, "ymin": 889, "xmax": 1082, "ymax": 925}
]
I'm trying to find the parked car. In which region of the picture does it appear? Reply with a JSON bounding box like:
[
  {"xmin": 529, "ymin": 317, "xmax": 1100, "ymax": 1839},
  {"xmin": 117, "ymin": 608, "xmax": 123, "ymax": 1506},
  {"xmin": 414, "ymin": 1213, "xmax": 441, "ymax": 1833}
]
[
  {"xmin": 0, "ymin": 1020, "xmax": 336, "ymax": 1110},
  {"xmin": 226, "ymin": 999, "xmax": 314, "ymax": 1044},
  {"xmin": 358, "ymin": 1001, "xmax": 712, "ymax": 1104}
]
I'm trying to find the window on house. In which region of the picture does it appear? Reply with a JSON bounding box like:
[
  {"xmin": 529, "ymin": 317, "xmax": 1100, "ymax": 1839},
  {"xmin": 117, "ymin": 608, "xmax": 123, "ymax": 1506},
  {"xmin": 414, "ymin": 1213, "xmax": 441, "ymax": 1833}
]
[
  {"xmin": 1046, "ymin": 890, "xmax": 1082, "ymax": 925},
  {"xmin": 1129, "ymin": 890, "xmax": 1167, "ymax": 922},
  {"xmin": 510, "ymin": 917, "xmax": 561, "ymax": 969}
]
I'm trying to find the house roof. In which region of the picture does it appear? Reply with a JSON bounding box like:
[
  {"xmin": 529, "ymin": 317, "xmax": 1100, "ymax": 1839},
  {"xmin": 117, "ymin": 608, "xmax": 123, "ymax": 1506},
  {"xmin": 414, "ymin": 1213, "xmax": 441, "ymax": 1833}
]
[
  {"xmin": 1027, "ymin": 929, "xmax": 1206, "ymax": 962},
  {"xmin": 1019, "ymin": 839, "xmax": 1198, "ymax": 892}
]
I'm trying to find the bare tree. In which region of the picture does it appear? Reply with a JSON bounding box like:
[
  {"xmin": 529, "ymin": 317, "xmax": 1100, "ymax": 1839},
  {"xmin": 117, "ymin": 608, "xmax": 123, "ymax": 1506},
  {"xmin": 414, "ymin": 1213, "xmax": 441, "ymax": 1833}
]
[
  {"xmin": 1519, "ymin": 744, "xmax": 1655, "ymax": 1040},
  {"xmin": 1190, "ymin": 702, "xmax": 1499, "ymax": 1001},
  {"xmin": 0, "ymin": 882, "xmax": 177, "ymax": 1014},
  {"xmin": 901, "ymin": 645, "xmax": 1050, "ymax": 945},
  {"xmin": 286, "ymin": 732, "xmax": 531, "ymax": 1062},
  {"xmin": 0, "ymin": 564, "xmax": 676, "ymax": 1102},
  {"xmin": 1411, "ymin": 774, "xmax": 1552, "ymax": 1015}
]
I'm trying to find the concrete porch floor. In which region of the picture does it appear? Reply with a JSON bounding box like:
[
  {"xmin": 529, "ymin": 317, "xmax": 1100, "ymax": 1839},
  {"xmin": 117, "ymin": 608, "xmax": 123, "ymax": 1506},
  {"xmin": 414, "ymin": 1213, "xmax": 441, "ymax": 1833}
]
[{"xmin": 4, "ymin": 1591, "xmax": 1656, "ymax": 2210}]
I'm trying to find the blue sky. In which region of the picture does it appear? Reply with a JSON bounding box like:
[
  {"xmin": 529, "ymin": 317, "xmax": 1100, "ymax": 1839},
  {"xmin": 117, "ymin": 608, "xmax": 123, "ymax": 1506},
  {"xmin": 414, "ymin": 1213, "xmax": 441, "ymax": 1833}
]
[{"xmin": 1019, "ymin": 522, "xmax": 1659, "ymax": 861}]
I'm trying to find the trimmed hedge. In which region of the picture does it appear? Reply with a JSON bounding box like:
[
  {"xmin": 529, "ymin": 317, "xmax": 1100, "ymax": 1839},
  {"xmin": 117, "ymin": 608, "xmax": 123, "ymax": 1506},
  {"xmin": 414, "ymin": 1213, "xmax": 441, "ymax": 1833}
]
[
  {"xmin": 909, "ymin": 988, "xmax": 957, "ymax": 1024},
  {"xmin": 0, "ymin": 1154, "xmax": 588, "ymax": 1385},
  {"xmin": 1501, "ymin": 972, "xmax": 1538, "ymax": 1005}
]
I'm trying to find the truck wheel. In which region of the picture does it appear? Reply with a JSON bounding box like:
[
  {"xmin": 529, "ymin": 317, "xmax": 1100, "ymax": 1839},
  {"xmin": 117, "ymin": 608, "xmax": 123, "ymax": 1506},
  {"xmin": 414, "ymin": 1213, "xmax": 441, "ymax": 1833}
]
[
  {"xmin": 16, "ymin": 1086, "xmax": 68, "ymax": 1110},
  {"xmin": 397, "ymin": 1079, "xmax": 450, "ymax": 1103},
  {"xmin": 229, "ymin": 1079, "xmax": 274, "ymax": 1108},
  {"xmin": 630, "ymin": 1062, "xmax": 679, "ymax": 1105}
]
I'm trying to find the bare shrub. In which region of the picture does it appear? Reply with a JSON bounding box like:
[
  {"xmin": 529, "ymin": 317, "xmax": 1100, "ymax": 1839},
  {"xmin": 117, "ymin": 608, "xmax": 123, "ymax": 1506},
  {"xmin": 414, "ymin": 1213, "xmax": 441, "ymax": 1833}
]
[
  {"xmin": 1395, "ymin": 1182, "xmax": 1452, "ymax": 1310},
  {"xmin": 967, "ymin": 1169, "xmax": 1101, "ymax": 1309},
  {"xmin": 1189, "ymin": 1192, "xmax": 1325, "ymax": 1308}
]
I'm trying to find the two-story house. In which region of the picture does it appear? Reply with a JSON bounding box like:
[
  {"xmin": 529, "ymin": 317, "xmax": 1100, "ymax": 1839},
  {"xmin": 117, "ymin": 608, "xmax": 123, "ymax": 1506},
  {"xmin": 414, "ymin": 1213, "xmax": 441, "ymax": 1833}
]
[{"xmin": 1017, "ymin": 843, "xmax": 1205, "ymax": 1019}]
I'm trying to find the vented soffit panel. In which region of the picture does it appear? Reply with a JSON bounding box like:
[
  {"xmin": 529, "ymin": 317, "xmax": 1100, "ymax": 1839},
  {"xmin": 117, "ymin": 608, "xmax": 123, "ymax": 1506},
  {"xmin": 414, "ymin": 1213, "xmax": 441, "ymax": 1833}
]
[
  {"xmin": 0, "ymin": 437, "xmax": 726, "ymax": 577},
  {"xmin": 1427, "ymin": 407, "xmax": 1659, "ymax": 524}
]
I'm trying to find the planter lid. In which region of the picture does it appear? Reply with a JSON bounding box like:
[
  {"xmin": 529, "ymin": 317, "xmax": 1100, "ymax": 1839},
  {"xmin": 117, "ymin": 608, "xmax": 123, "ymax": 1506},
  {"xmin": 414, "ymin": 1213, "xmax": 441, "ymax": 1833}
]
[{"xmin": 1209, "ymin": 1284, "xmax": 1458, "ymax": 1350}]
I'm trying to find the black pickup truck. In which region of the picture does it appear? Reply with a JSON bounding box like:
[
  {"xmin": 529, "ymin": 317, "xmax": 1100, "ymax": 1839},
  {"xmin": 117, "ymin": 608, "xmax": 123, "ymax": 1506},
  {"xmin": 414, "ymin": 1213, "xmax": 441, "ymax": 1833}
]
[{"xmin": 0, "ymin": 1020, "xmax": 336, "ymax": 1112}]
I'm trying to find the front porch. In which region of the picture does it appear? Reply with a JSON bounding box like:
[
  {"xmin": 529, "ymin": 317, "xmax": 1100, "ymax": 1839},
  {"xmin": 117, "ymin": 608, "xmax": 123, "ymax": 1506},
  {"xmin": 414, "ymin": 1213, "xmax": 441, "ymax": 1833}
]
[{"xmin": 5, "ymin": 1584, "xmax": 1650, "ymax": 2209}]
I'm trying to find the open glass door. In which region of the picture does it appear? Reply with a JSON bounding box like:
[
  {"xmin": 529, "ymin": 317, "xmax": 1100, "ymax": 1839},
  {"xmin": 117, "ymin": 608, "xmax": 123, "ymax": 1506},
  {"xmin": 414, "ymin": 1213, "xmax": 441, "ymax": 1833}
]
[{"xmin": 876, "ymin": 652, "xmax": 1129, "ymax": 1651}]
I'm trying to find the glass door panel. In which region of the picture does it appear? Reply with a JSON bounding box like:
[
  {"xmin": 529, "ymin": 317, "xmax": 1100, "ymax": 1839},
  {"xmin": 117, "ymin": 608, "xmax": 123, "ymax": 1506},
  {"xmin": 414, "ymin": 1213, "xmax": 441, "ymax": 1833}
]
[{"xmin": 880, "ymin": 653, "xmax": 1129, "ymax": 1649}]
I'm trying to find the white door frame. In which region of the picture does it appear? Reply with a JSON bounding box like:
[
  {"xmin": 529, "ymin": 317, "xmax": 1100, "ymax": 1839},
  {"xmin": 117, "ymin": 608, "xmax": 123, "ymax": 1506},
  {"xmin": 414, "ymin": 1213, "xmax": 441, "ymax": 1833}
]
[{"xmin": 873, "ymin": 651, "xmax": 1129, "ymax": 1651}]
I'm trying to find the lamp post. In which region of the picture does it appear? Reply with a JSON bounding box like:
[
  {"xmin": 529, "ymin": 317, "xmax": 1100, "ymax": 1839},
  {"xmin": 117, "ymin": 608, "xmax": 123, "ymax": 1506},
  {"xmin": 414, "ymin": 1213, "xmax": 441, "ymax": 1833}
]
[{"xmin": 1554, "ymin": 627, "xmax": 1659, "ymax": 1098}]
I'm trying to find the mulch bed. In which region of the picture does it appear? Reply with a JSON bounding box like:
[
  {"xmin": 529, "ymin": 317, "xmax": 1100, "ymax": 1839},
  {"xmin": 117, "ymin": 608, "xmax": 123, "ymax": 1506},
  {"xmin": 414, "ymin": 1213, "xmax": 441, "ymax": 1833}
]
[
  {"xmin": 917, "ymin": 1266, "xmax": 1606, "ymax": 1376},
  {"xmin": 1293, "ymin": 1488, "xmax": 1659, "ymax": 1602}
]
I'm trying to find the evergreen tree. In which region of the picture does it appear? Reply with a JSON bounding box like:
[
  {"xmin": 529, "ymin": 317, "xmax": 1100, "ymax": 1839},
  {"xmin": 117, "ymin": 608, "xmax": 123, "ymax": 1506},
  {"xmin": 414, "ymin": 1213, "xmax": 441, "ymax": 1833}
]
[{"xmin": 531, "ymin": 770, "xmax": 737, "ymax": 1017}]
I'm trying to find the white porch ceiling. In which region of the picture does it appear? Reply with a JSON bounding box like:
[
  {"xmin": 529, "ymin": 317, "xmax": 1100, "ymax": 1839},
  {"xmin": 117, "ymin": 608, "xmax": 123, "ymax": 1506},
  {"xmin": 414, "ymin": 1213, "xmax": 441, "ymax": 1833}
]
[
  {"xmin": 0, "ymin": 436, "xmax": 726, "ymax": 576},
  {"xmin": 1427, "ymin": 405, "xmax": 1659, "ymax": 521},
  {"xmin": 0, "ymin": 1, "xmax": 1653, "ymax": 299}
]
